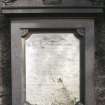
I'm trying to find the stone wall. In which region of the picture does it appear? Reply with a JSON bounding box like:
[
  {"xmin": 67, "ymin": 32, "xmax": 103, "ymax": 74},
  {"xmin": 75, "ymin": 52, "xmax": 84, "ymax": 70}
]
[
  {"xmin": 95, "ymin": 16, "xmax": 105, "ymax": 105},
  {"xmin": 0, "ymin": 1, "xmax": 11, "ymax": 105},
  {"xmin": 0, "ymin": 1, "xmax": 105, "ymax": 105}
]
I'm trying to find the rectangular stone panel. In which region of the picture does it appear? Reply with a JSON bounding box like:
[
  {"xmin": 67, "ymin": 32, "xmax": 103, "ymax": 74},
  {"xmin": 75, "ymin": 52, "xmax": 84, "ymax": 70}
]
[{"xmin": 25, "ymin": 33, "xmax": 80, "ymax": 105}]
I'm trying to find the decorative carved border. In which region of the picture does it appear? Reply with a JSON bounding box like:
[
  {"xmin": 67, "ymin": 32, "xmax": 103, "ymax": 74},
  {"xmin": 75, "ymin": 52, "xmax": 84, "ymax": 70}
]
[
  {"xmin": 2, "ymin": 0, "xmax": 104, "ymax": 7},
  {"xmin": 2, "ymin": 0, "xmax": 16, "ymax": 6},
  {"xmin": 76, "ymin": 28, "xmax": 85, "ymax": 37},
  {"xmin": 21, "ymin": 29, "xmax": 29, "ymax": 38},
  {"xmin": 11, "ymin": 19, "xmax": 95, "ymax": 105},
  {"xmin": 21, "ymin": 28, "xmax": 85, "ymax": 38},
  {"xmin": 20, "ymin": 27, "xmax": 85, "ymax": 105}
]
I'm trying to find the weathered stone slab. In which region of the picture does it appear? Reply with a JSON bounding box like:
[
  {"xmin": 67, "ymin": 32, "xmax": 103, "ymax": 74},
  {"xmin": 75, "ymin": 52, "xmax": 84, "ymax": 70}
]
[{"xmin": 25, "ymin": 33, "xmax": 80, "ymax": 105}]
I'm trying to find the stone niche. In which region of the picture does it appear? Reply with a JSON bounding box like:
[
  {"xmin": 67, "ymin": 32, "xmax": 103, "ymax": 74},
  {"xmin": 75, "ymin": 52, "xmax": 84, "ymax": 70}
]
[{"xmin": 1, "ymin": 0, "xmax": 105, "ymax": 105}]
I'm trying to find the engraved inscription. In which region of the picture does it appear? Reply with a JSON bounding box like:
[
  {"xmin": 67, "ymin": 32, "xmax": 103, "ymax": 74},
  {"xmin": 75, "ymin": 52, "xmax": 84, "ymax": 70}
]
[{"xmin": 25, "ymin": 33, "xmax": 80, "ymax": 105}]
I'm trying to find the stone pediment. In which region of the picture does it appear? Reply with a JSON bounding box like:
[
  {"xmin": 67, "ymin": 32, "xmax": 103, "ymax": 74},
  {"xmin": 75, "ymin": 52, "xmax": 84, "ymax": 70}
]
[
  {"xmin": 1, "ymin": 0, "xmax": 104, "ymax": 14},
  {"xmin": 2, "ymin": 0, "xmax": 104, "ymax": 7}
]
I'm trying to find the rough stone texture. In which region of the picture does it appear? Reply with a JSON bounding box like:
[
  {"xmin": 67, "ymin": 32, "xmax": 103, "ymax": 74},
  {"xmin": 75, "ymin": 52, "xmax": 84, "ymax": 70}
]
[
  {"xmin": 1, "ymin": 0, "xmax": 103, "ymax": 8},
  {"xmin": 95, "ymin": 16, "xmax": 105, "ymax": 105},
  {"xmin": 0, "ymin": 1, "xmax": 11, "ymax": 105},
  {"xmin": 0, "ymin": 0, "xmax": 104, "ymax": 105}
]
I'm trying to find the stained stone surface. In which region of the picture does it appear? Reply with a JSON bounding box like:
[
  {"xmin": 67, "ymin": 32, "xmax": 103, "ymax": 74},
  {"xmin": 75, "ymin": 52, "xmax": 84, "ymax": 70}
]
[
  {"xmin": 0, "ymin": 0, "xmax": 11, "ymax": 103},
  {"xmin": 95, "ymin": 17, "xmax": 105, "ymax": 105},
  {"xmin": 25, "ymin": 33, "xmax": 80, "ymax": 105},
  {"xmin": 0, "ymin": 1, "xmax": 105, "ymax": 104},
  {"xmin": 0, "ymin": 15, "xmax": 11, "ymax": 105}
]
